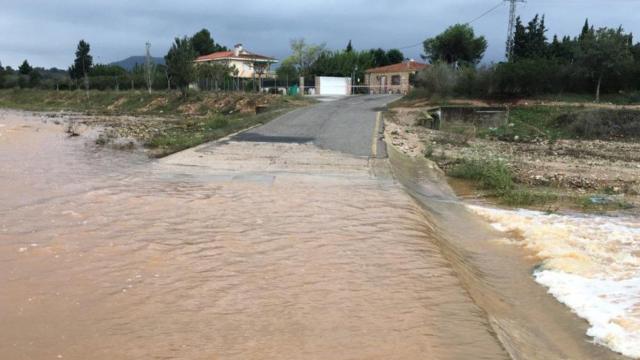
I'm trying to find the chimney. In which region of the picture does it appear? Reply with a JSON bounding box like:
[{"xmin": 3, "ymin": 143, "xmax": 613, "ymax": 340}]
[{"xmin": 234, "ymin": 43, "xmax": 243, "ymax": 56}]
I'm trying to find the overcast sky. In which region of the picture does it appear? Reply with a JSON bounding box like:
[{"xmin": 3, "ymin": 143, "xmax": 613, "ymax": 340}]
[{"xmin": 2, "ymin": 0, "xmax": 639, "ymax": 69}]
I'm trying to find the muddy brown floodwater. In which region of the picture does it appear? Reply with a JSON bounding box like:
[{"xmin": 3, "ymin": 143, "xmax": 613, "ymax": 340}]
[{"xmin": 0, "ymin": 110, "xmax": 508, "ymax": 360}]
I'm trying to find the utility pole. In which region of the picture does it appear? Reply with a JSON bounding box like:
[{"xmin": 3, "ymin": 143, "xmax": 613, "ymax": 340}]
[
  {"xmin": 144, "ymin": 42, "xmax": 155, "ymax": 94},
  {"xmin": 505, "ymin": 0, "xmax": 525, "ymax": 60}
]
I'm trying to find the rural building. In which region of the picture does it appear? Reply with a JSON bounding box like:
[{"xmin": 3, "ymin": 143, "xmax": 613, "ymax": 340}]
[
  {"xmin": 195, "ymin": 44, "xmax": 278, "ymax": 79},
  {"xmin": 365, "ymin": 60, "xmax": 427, "ymax": 94}
]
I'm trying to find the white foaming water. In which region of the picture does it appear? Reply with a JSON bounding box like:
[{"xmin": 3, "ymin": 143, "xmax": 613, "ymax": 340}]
[{"xmin": 468, "ymin": 205, "xmax": 640, "ymax": 358}]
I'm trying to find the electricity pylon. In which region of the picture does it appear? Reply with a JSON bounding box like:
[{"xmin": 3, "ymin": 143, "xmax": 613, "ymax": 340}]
[{"xmin": 505, "ymin": 0, "xmax": 525, "ymax": 60}]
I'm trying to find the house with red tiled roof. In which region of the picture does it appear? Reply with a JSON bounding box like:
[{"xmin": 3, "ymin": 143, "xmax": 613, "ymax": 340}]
[
  {"xmin": 364, "ymin": 60, "xmax": 427, "ymax": 94},
  {"xmin": 195, "ymin": 44, "xmax": 278, "ymax": 79}
]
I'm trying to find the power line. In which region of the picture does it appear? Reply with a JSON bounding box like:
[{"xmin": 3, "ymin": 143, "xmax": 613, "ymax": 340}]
[
  {"xmin": 396, "ymin": 1, "xmax": 507, "ymax": 50},
  {"xmin": 467, "ymin": 1, "xmax": 505, "ymax": 25}
]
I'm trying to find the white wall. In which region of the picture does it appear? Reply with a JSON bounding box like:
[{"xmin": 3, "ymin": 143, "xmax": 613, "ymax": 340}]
[{"xmin": 317, "ymin": 76, "xmax": 350, "ymax": 96}]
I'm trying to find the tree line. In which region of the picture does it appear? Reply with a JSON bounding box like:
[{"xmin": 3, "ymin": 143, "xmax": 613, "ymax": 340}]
[
  {"xmin": 416, "ymin": 16, "xmax": 640, "ymax": 101},
  {"xmin": 0, "ymin": 30, "xmax": 407, "ymax": 96},
  {"xmin": 0, "ymin": 28, "xmax": 234, "ymax": 94},
  {"xmin": 276, "ymin": 39, "xmax": 405, "ymax": 85}
]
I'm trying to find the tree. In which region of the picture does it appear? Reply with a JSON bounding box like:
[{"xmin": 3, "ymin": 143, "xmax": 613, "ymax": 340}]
[
  {"xmin": 191, "ymin": 29, "xmax": 227, "ymax": 56},
  {"xmin": 307, "ymin": 49, "xmax": 374, "ymax": 83},
  {"xmin": 512, "ymin": 14, "xmax": 549, "ymax": 61},
  {"xmin": 196, "ymin": 61, "xmax": 230, "ymax": 91},
  {"xmin": 579, "ymin": 19, "xmax": 595, "ymax": 43},
  {"xmin": 423, "ymin": 24, "xmax": 487, "ymax": 65},
  {"xmin": 0, "ymin": 61, "xmax": 5, "ymax": 88},
  {"xmin": 165, "ymin": 36, "xmax": 197, "ymax": 96},
  {"xmin": 19, "ymin": 60, "xmax": 33, "ymax": 75},
  {"xmin": 578, "ymin": 27, "xmax": 634, "ymax": 101},
  {"xmin": 346, "ymin": 40, "xmax": 353, "ymax": 52},
  {"xmin": 549, "ymin": 35, "xmax": 577, "ymax": 63},
  {"xmin": 285, "ymin": 38, "xmax": 326, "ymax": 78},
  {"xmin": 369, "ymin": 48, "xmax": 389, "ymax": 67},
  {"xmin": 28, "ymin": 70, "xmax": 41, "ymax": 88},
  {"xmin": 386, "ymin": 49, "xmax": 404, "ymax": 64},
  {"xmin": 276, "ymin": 60, "xmax": 299, "ymax": 84},
  {"xmin": 69, "ymin": 40, "xmax": 93, "ymax": 92}
]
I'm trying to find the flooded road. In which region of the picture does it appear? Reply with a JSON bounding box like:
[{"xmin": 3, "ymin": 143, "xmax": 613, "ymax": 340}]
[{"xmin": 0, "ymin": 108, "xmax": 508, "ymax": 360}]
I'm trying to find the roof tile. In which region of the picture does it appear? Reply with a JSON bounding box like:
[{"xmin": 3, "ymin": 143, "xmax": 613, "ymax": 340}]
[{"xmin": 365, "ymin": 61, "xmax": 428, "ymax": 74}]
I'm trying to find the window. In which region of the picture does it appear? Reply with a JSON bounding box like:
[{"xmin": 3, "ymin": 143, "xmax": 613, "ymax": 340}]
[{"xmin": 391, "ymin": 75, "xmax": 401, "ymax": 86}]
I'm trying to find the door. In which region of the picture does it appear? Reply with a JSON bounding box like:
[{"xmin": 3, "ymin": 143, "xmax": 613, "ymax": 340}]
[{"xmin": 318, "ymin": 77, "xmax": 350, "ymax": 95}]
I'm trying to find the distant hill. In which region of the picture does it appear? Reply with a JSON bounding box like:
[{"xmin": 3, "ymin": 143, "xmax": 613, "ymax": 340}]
[{"xmin": 110, "ymin": 56, "xmax": 165, "ymax": 71}]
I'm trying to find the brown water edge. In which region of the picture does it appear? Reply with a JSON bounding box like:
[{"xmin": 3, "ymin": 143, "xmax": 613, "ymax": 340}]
[
  {"xmin": 386, "ymin": 143, "xmax": 630, "ymax": 360},
  {"xmin": 0, "ymin": 110, "xmax": 508, "ymax": 360}
]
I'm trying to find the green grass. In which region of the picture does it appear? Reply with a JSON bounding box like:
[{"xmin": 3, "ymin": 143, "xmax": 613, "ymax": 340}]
[
  {"xmin": 144, "ymin": 108, "xmax": 292, "ymax": 157},
  {"xmin": 449, "ymin": 158, "xmax": 514, "ymax": 193},
  {"xmin": 577, "ymin": 195, "xmax": 634, "ymax": 212},
  {"xmin": 500, "ymin": 189, "xmax": 558, "ymax": 207},
  {"xmin": 448, "ymin": 158, "xmax": 559, "ymax": 207},
  {"xmin": 531, "ymin": 92, "xmax": 640, "ymax": 105},
  {"xmin": 478, "ymin": 106, "xmax": 572, "ymax": 142}
]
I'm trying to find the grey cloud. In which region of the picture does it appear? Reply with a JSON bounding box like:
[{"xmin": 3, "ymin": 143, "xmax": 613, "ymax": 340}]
[{"xmin": 1, "ymin": 0, "xmax": 639, "ymax": 68}]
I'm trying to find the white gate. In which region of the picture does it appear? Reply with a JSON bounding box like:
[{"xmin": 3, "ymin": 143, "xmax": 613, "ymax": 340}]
[{"xmin": 316, "ymin": 76, "xmax": 351, "ymax": 95}]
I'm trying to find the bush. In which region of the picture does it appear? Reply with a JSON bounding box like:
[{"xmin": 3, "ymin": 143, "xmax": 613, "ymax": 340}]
[
  {"xmin": 415, "ymin": 62, "xmax": 458, "ymax": 99},
  {"xmin": 554, "ymin": 109, "xmax": 640, "ymax": 139},
  {"xmin": 491, "ymin": 58, "xmax": 562, "ymax": 98},
  {"xmin": 412, "ymin": 57, "xmax": 639, "ymax": 101},
  {"xmin": 449, "ymin": 158, "xmax": 513, "ymax": 193}
]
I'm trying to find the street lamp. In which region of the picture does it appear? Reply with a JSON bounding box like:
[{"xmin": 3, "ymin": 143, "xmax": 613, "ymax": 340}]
[{"xmin": 351, "ymin": 65, "xmax": 358, "ymax": 95}]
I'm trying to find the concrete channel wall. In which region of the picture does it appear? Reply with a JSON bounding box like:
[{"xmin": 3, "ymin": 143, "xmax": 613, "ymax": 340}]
[{"xmin": 423, "ymin": 106, "xmax": 508, "ymax": 133}]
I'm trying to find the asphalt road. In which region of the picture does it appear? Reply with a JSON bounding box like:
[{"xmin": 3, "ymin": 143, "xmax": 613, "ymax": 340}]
[{"xmin": 233, "ymin": 95, "xmax": 399, "ymax": 157}]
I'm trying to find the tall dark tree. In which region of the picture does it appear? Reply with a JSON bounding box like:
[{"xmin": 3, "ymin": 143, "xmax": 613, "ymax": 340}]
[
  {"xmin": 369, "ymin": 48, "xmax": 390, "ymax": 67},
  {"xmin": 512, "ymin": 14, "xmax": 548, "ymax": 60},
  {"xmin": 191, "ymin": 29, "xmax": 227, "ymax": 56},
  {"xmin": 423, "ymin": 24, "xmax": 487, "ymax": 65},
  {"xmin": 386, "ymin": 49, "xmax": 404, "ymax": 64},
  {"xmin": 19, "ymin": 60, "xmax": 33, "ymax": 75},
  {"xmin": 346, "ymin": 40, "xmax": 353, "ymax": 52},
  {"xmin": 0, "ymin": 61, "xmax": 5, "ymax": 88},
  {"xmin": 579, "ymin": 19, "xmax": 594, "ymax": 42},
  {"xmin": 69, "ymin": 40, "xmax": 93, "ymax": 92},
  {"xmin": 165, "ymin": 36, "xmax": 197, "ymax": 96},
  {"xmin": 549, "ymin": 35, "xmax": 577, "ymax": 63}
]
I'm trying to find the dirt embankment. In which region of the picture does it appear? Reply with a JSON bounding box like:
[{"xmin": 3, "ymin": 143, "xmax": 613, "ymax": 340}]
[
  {"xmin": 0, "ymin": 89, "xmax": 291, "ymax": 117},
  {"xmin": 385, "ymin": 105, "xmax": 640, "ymax": 212},
  {"xmin": 3, "ymin": 91, "xmax": 313, "ymax": 157}
]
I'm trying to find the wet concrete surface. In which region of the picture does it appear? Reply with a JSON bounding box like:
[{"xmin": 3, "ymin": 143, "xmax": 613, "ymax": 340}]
[
  {"xmin": 232, "ymin": 95, "xmax": 399, "ymax": 157},
  {"xmin": 0, "ymin": 104, "xmax": 510, "ymax": 359}
]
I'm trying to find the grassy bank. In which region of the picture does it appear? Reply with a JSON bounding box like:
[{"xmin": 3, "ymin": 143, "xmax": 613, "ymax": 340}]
[
  {"xmin": 385, "ymin": 102, "xmax": 639, "ymax": 213},
  {"xmin": 142, "ymin": 108, "xmax": 294, "ymax": 157},
  {"xmin": 447, "ymin": 157, "xmax": 633, "ymax": 212},
  {"xmin": 0, "ymin": 88, "xmax": 309, "ymax": 117},
  {"xmin": 480, "ymin": 106, "xmax": 640, "ymax": 143},
  {"xmin": 0, "ymin": 89, "xmax": 314, "ymax": 157},
  {"xmin": 448, "ymin": 158, "xmax": 559, "ymax": 207}
]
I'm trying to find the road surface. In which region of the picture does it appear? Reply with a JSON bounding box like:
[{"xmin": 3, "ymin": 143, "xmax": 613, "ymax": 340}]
[{"xmin": 234, "ymin": 95, "xmax": 395, "ymax": 157}]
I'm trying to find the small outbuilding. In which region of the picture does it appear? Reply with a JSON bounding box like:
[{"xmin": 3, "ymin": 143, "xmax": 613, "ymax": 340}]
[{"xmin": 365, "ymin": 60, "xmax": 427, "ymax": 94}]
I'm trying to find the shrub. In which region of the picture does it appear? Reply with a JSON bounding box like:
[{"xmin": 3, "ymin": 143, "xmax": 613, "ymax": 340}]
[
  {"xmin": 415, "ymin": 62, "xmax": 458, "ymax": 99},
  {"xmin": 554, "ymin": 109, "xmax": 640, "ymax": 139},
  {"xmin": 449, "ymin": 158, "xmax": 513, "ymax": 193}
]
